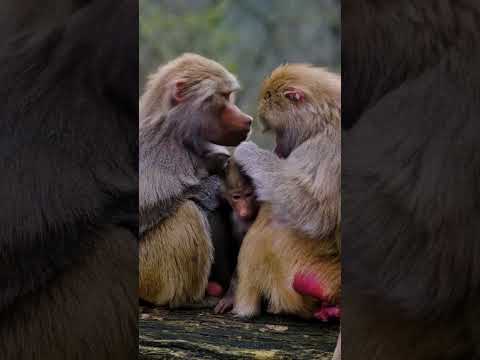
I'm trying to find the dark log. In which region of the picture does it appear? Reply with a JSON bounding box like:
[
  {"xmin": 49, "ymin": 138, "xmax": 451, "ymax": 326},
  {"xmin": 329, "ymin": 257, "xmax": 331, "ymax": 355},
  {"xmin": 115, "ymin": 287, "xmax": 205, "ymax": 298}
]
[{"xmin": 139, "ymin": 307, "xmax": 339, "ymax": 359}]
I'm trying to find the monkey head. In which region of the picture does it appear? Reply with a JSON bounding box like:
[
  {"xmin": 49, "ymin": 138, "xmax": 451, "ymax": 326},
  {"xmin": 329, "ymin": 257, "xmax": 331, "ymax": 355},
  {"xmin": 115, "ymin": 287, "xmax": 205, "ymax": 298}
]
[
  {"xmin": 258, "ymin": 64, "xmax": 341, "ymax": 158},
  {"xmin": 222, "ymin": 159, "xmax": 259, "ymax": 222},
  {"xmin": 141, "ymin": 53, "xmax": 252, "ymax": 149}
]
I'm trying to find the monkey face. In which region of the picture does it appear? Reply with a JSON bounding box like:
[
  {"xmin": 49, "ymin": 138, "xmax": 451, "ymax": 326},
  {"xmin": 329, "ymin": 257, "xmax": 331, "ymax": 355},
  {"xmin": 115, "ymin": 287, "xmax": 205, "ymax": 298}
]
[
  {"xmin": 203, "ymin": 95, "xmax": 252, "ymax": 147},
  {"xmin": 227, "ymin": 187, "xmax": 258, "ymax": 221},
  {"xmin": 258, "ymin": 70, "xmax": 309, "ymax": 158},
  {"xmin": 258, "ymin": 64, "xmax": 340, "ymax": 158}
]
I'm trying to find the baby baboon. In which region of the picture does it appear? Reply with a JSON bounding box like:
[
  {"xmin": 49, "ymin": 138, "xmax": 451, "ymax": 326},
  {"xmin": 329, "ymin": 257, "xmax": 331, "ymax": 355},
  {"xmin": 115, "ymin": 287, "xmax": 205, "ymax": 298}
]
[
  {"xmin": 139, "ymin": 53, "xmax": 252, "ymax": 307},
  {"xmin": 214, "ymin": 159, "xmax": 260, "ymax": 313},
  {"xmin": 233, "ymin": 64, "xmax": 341, "ymax": 320}
]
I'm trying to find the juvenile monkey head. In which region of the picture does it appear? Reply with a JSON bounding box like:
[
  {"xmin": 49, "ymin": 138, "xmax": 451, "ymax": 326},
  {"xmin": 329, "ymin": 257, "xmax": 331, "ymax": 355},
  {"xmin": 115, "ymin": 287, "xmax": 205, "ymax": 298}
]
[
  {"xmin": 258, "ymin": 64, "xmax": 340, "ymax": 158},
  {"xmin": 140, "ymin": 53, "xmax": 252, "ymax": 150},
  {"xmin": 222, "ymin": 159, "xmax": 259, "ymax": 222}
]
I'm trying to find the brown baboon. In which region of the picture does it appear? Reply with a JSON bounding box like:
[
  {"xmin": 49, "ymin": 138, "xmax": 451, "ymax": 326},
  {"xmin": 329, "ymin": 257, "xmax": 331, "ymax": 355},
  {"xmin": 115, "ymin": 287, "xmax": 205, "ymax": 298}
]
[
  {"xmin": 232, "ymin": 64, "xmax": 341, "ymax": 321},
  {"xmin": 234, "ymin": 204, "xmax": 340, "ymax": 318},
  {"xmin": 139, "ymin": 53, "xmax": 252, "ymax": 307}
]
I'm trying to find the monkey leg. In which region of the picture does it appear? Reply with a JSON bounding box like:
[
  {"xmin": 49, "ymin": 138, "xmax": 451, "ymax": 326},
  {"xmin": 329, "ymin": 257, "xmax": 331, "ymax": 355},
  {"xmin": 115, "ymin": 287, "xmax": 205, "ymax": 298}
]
[
  {"xmin": 233, "ymin": 258, "xmax": 262, "ymax": 318},
  {"xmin": 139, "ymin": 200, "xmax": 214, "ymax": 308},
  {"xmin": 233, "ymin": 279, "xmax": 261, "ymax": 318}
]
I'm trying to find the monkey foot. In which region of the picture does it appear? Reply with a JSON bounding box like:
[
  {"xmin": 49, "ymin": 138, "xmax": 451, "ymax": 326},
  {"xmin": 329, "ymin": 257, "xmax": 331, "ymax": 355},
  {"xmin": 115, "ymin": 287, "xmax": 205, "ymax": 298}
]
[
  {"xmin": 214, "ymin": 295, "xmax": 235, "ymax": 314},
  {"xmin": 314, "ymin": 305, "xmax": 341, "ymax": 322},
  {"xmin": 206, "ymin": 281, "xmax": 224, "ymax": 297},
  {"xmin": 293, "ymin": 272, "xmax": 328, "ymax": 300}
]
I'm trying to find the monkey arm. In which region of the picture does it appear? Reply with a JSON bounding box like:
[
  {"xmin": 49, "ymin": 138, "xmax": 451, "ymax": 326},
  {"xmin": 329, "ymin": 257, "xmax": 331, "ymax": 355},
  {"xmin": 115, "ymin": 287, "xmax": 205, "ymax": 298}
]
[
  {"xmin": 139, "ymin": 165, "xmax": 223, "ymax": 236},
  {"xmin": 186, "ymin": 175, "xmax": 223, "ymax": 212},
  {"xmin": 139, "ymin": 132, "xmax": 204, "ymax": 236},
  {"xmin": 233, "ymin": 141, "xmax": 281, "ymax": 201},
  {"xmin": 234, "ymin": 139, "xmax": 340, "ymax": 240}
]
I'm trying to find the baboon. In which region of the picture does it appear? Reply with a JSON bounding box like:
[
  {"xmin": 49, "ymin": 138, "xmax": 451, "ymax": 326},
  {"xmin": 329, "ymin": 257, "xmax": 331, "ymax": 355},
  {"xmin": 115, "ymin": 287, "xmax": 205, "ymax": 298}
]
[
  {"xmin": 0, "ymin": 1, "xmax": 138, "ymax": 359},
  {"xmin": 139, "ymin": 53, "xmax": 252, "ymax": 307},
  {"xmin": 232, "ymin": 64, "xmax": 341, "ymax": 321},
  {"xmin": 213, "ymin": 159, "xmax": 260, "ymax": 314},
  {"xmin": 234, "ymin": 204, "xmax": 341, "ymax": 319},
  {"xmin": 343, "ymin": 1, "xmax": 480, "ymax": 360},
  {"xmin": 234, "ymin": 65, "xmax": 341, "ymax": 243}
]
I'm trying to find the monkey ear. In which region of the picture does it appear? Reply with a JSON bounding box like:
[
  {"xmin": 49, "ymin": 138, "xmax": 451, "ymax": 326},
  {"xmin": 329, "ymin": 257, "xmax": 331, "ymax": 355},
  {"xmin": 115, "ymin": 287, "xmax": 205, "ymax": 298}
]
[
  {"xmin": 284, "ymin": 87, "xmax": 305, "ymax": 102},
  {"xmin": 173, "ymin": 80, "xmax": 187, "ymax": 103}
]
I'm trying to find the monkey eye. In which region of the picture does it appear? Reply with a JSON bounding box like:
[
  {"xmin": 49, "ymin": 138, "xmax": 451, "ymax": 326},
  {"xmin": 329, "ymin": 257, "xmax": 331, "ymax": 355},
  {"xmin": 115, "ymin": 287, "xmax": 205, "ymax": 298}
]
[
  {"xmin": 284, "ymin": 88, "xmax": 305, "ymax": 102},
  {"xmin": 232, "ymin": 194, "xmax": 241, "ymax": 201},
  {"xmin": 244, "ymin": 191, "xmax": 253, "ymax": 198},
  {"xmin": 221, "ymin": 92, "xmax": 232, "ymax": 101}
]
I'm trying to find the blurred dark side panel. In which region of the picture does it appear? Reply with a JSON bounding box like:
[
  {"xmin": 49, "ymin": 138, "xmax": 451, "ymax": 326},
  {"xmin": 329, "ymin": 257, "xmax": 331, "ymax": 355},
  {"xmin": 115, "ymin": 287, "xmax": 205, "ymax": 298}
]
[
  {"xmin": 0, "ymin": 1, "xmax": 138, "ymax": 359},
  {"xmin": 342, "ymin": 1, "xmax": 480, "ymax": 359}
]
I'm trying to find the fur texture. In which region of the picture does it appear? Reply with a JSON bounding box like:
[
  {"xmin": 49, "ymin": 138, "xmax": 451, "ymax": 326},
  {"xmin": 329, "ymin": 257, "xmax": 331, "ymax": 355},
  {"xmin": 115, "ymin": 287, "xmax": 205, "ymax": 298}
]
[
  {"xmin": 234, "ymin": 205, "xmax": 340, "ymax": 318},
  {"xmin": 139, "ymin": 53, "xmax": 251, "ymax": 307},
  {"xmin": 0, "ymin": 1, "xmax": 138, "ymax": 358},
  {"xmin": 343, "ymin": 1, "xmax": 480, "ymax": 359},
  {"xmin": 234, "ymin": 64, "xmax": 340, "ymax": 241},
  {"xmin": 232, "ymin": 64, "xmax": 341, "ymax": 322}
]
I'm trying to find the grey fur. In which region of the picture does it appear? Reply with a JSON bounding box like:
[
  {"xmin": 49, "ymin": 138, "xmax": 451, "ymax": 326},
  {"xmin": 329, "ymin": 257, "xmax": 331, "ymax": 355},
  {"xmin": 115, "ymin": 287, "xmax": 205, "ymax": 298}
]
[
  {"xmin": 233, "ymin": 133, "xmax": 340, "ymax": 240},
  {"xmin": 139, "ymin": 101, "xmax": 224, "ymax": 236}
]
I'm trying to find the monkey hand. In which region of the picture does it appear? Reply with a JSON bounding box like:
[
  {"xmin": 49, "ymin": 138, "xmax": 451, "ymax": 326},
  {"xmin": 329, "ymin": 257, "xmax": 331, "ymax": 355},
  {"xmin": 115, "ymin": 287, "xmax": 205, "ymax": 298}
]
[
  {"xmin": 187, "ymin": 175, "xmax": 222, "ymax": 211},
  {"xmin": 214, "ymin": 295, "xmax": 235, "ymax": 314},
  {"xmin": 233, "ymin": 141, "xmax": 280, "ymax": 201}
]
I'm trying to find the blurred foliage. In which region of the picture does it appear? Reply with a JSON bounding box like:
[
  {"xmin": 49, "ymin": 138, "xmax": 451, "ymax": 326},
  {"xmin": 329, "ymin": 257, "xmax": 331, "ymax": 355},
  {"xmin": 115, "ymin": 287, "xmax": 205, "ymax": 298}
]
[{"xmin": 140, "ymin": 0, "xmax": 340, "ymax": 148}]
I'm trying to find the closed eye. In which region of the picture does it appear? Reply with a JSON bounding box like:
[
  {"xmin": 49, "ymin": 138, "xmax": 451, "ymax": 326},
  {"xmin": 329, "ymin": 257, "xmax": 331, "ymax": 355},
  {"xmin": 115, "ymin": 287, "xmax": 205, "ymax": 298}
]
[{"xmin": 221, "ymin": 92, "xmax": 232, "ymax": 101}]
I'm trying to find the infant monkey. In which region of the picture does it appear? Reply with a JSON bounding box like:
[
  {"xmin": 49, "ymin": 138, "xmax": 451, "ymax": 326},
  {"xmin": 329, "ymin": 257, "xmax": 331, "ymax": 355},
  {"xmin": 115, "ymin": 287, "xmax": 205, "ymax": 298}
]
[{"xmin": 214, "ymin": 159, "xmax": 259, "ymax": 313}]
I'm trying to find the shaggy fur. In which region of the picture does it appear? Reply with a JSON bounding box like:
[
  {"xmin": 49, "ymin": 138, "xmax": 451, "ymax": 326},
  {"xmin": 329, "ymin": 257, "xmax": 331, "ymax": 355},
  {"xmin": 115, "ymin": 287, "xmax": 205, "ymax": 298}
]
[
  {"xmin": 234, "ymin": 205, "xmax": 340, "ymax": 319},
  {"xmin": 232, "ymin": 64, "xmax": 341, "ymax": 321},
  {"xmin": 234, "ymin": 64, "xmax": 340, "ymax": 242},
  {"xmin": 139, "ymin": 53, "xmax": 250, "ymax": 307},
  {"xmin": 343, "ymin": 1, "xmax": 480, "ymax": 359},
  {"xmin": 0, "ymin": 1, "xmax": 138, "ymax": 359}
]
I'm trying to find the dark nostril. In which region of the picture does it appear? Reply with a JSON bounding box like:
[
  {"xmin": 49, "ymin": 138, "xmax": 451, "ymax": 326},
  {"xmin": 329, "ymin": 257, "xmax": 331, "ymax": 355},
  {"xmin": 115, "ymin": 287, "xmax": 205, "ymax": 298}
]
[{"xmin": 245, "ymin": 117, "xmax": 253, "ymax": 126}]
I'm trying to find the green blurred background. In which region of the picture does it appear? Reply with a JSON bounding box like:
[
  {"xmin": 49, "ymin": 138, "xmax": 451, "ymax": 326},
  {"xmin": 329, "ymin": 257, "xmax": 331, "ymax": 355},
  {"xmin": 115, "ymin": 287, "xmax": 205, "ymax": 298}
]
[{"xmin": 140, "ymin": 0, "xmax": 340, "ymax": 148}]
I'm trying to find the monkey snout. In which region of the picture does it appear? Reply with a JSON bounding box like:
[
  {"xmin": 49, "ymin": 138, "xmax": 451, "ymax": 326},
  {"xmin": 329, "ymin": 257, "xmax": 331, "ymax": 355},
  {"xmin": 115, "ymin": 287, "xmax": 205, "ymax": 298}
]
[{"xmin": 238, "ymin": 115, "xmax": 252, "ymax": 130}]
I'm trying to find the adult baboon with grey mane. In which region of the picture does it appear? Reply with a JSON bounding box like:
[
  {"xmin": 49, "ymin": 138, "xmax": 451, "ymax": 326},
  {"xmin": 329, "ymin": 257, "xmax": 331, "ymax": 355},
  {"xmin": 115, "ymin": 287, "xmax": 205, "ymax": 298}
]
[{"xmin": 139, "ymin": 53, "xmax": 252, "ymax": 307}]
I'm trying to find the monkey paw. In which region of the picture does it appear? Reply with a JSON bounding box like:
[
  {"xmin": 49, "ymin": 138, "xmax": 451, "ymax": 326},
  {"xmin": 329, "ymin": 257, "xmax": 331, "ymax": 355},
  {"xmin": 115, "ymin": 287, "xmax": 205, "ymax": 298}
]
[
  {"xmin": 206, "ymin": 281, "xmax": 224, "ymax": 297},
  {"xmin": 314, "ymin": 305, "xmax": 341, "ymax": 322},
  {"xmin": 232, "ymin": 302, "xmax": 260, "ymax": 319},
  {"xmin": 214, "ymin": 295, "xmax": 235, "ymax": 314}
]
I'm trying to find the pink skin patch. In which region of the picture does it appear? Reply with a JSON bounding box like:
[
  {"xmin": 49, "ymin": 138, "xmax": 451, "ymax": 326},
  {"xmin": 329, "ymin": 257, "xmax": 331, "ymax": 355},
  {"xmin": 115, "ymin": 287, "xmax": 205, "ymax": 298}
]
[
  {"xmin": 293, "ymin": 273, "xmax": 327, "ymax": 300},
  {"xmin": 293, "ymin": 272, "xmax": 340, "ymax": 322},
  {"xmin": 206, "ymin": 281, "xmax": 224, "ymax": 297}
]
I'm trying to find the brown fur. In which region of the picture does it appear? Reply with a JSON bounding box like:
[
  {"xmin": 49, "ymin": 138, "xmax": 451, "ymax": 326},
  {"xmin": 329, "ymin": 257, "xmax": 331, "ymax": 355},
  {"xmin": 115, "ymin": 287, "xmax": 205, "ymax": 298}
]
[
  {"xmin": 139, "ymin": 54, "xmax": 251, "ymax": 307},
  {"xmin": 139, "ymin": 201, "xmax": 213, "ymax": 307},
  {"xmin": 234, "ymin": 205, "xmax": 340, "ymax": 318},
  {"xmin": 232, "ymin": 64, "xmax": 341, "ymax": 322},
  {"xmin": 214, "ymin": 159, "xmax": 259, "ymax": 314}
]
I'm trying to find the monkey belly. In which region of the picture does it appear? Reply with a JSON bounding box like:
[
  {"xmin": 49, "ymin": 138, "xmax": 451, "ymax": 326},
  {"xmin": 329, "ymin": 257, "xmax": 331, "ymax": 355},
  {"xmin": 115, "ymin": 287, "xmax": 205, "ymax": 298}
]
[
  {"xmin": 1, "ymin": 226, "xmax": 137, "ymax": 360},
  {"xmin": 237, "ymin": 205, "xmax": 339, "ymax": 318},
  {"xmin": 139, "ymin": 200, "xmax": 214, "ymax": 307}
]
